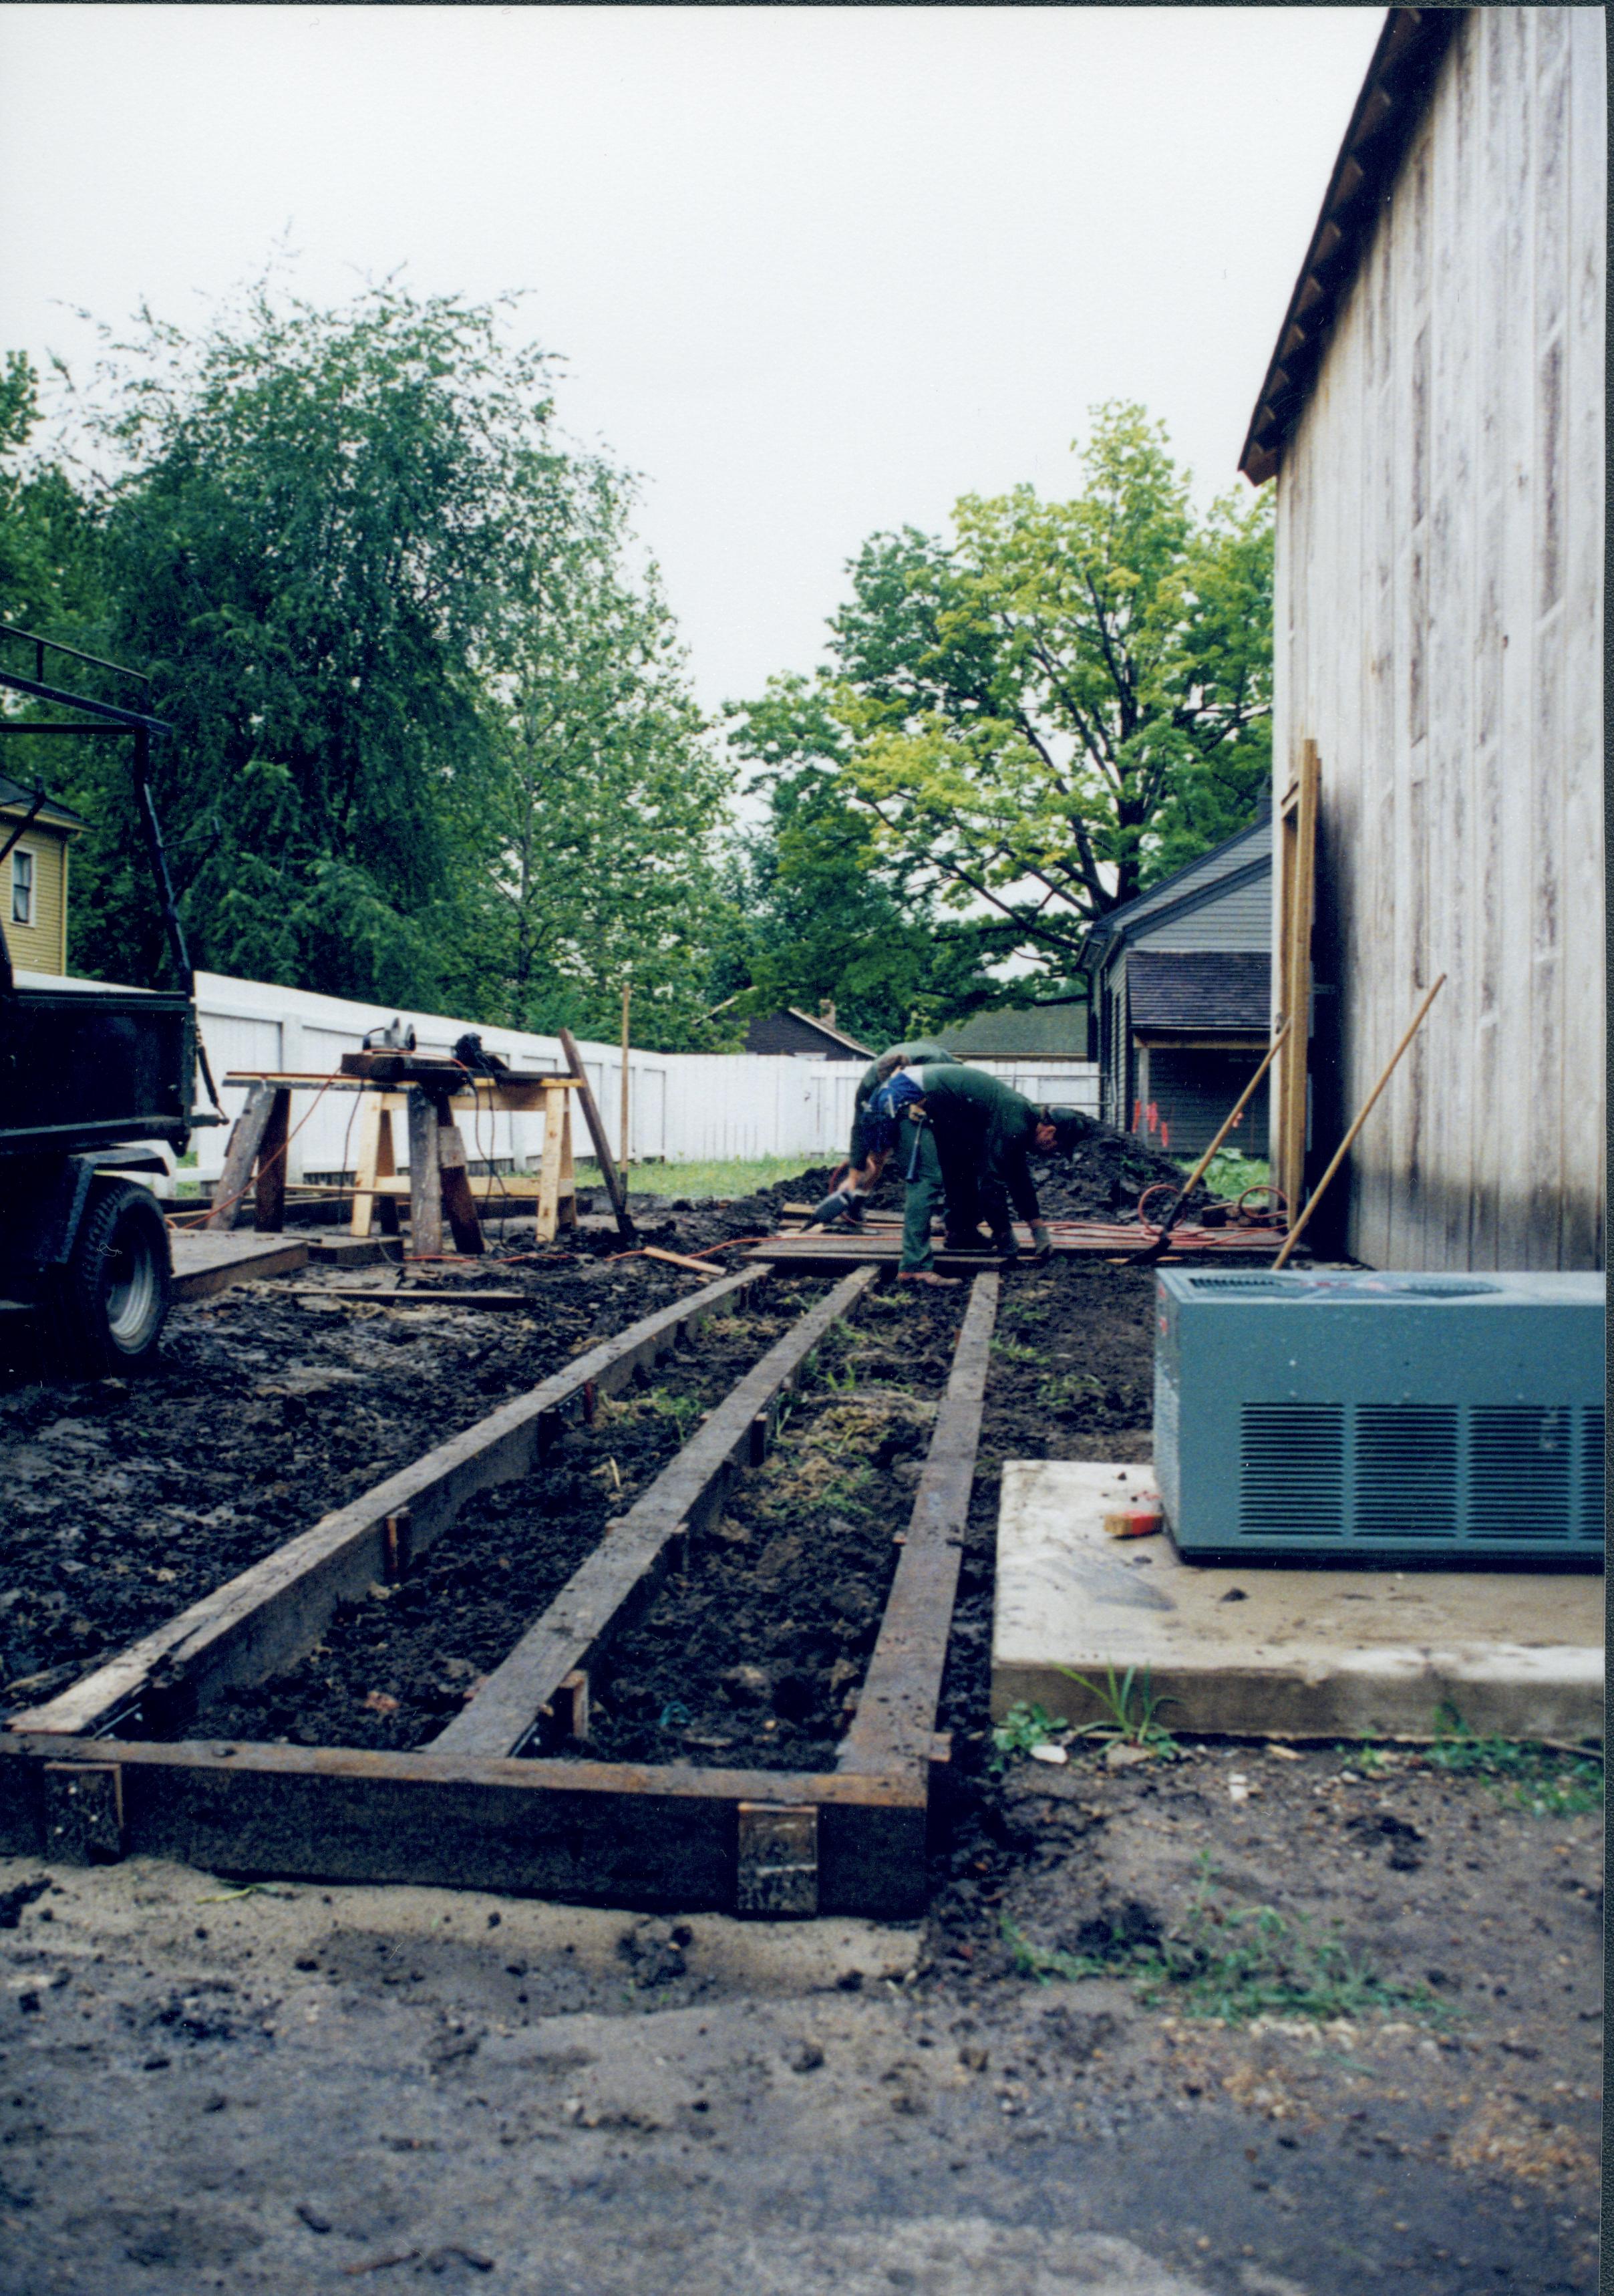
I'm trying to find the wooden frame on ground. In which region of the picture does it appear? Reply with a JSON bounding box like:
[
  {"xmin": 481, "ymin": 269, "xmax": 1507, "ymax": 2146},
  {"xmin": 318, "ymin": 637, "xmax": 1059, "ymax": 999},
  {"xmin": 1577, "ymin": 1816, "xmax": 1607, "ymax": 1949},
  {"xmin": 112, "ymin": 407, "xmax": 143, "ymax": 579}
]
[{"xmin": 1, "ymin": 1269, "xmax": 999, "ymax": 1918}]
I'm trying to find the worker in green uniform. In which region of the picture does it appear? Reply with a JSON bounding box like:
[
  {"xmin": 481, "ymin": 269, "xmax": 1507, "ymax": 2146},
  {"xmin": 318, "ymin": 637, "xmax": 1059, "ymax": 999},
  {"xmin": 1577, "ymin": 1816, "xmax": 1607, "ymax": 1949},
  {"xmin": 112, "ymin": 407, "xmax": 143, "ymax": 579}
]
[
  {"xmin": 805, "ymin": 1041, "xmax": 987, "ymax": 1278},
  {"xmin": 914, "ymin": 1064, "xmax": 1094, "ymax": 1264}
]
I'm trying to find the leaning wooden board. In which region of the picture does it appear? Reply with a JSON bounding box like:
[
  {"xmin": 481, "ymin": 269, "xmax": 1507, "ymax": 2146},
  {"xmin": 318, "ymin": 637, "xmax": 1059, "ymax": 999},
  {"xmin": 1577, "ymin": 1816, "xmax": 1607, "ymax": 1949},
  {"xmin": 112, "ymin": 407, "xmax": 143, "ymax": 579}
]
[{"xmin": 0, "ymin": 1269, "xmax": 998, "ymax": 1918}]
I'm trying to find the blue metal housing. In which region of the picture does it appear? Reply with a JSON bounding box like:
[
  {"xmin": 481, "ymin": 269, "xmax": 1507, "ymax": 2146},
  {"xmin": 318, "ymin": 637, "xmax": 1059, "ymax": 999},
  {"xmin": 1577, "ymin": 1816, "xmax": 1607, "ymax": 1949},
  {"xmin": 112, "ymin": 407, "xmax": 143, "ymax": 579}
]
[{"xmin": 1152, "ymin": 1269, "xmax": 1605, "ymax": 1563}]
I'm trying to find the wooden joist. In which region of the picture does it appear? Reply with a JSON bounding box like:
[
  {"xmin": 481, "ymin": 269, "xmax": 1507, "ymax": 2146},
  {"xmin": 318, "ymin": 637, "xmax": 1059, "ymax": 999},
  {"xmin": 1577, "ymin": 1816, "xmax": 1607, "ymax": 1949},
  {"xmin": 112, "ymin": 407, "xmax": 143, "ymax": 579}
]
[
  {"xmin": 839, "ymin": 1274, "xmax": 997, "ymax": 1775},
  {"xmin": 9, "ymin": 1264, "xmax": 769, "ymax": 1744},
  {"xmin": 433, "ymin": 1264, "xmax": 879, "ymax": 1759}
]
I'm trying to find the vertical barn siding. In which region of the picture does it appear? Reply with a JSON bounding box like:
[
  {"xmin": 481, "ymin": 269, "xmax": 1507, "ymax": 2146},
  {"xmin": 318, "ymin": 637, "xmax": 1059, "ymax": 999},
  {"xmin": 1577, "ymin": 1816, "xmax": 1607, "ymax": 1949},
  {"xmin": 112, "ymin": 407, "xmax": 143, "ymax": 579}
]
[{"xmin": 1273, "ymin": 7, "xmax": 1603, "ymax": 1270}]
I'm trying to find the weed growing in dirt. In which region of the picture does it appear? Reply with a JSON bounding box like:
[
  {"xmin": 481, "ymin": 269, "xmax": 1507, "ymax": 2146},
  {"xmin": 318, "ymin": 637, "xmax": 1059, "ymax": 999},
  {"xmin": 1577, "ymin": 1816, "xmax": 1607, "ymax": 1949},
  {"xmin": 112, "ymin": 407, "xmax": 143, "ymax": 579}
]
[
  {"xmin": 646, "ymin": 1387, "xmax": 703, "ymax": 1442},
  {"xmin": 1422, "ymin": 1709, "xmax": 1603, "ymax": 1817},
  {"xmin": 1004, "ymin": 1856, "xmax": 1444, "ymax": 2026},
  {"xmin": 992, "ymin": 1336, "xmax": 1045, "ymax": 1366},
  {"xmin": 1060, "ymin": 1666, "xmax": 1180, "ymax": 1757},
  {"xmin": 990, "ymin": 1701, "xmax": 1068, "ymax": 1771},
  {"xmin": 1035, "ymin": 1371, "xmax": 1103, "ymax": 1411}
]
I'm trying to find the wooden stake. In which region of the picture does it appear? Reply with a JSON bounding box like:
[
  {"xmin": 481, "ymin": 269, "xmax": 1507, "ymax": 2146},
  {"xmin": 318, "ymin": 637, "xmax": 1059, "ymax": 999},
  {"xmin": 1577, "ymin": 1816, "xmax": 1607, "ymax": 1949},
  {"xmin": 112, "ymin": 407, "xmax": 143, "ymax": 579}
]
[
  {"xmin": 619, "ymin": 981, "xmax": 631, "ymax": 1171},
  {"xmin": 1129, "ymin": 1022, "xmax": 1291, "ymax": 1265},
  {"xmin": 558, "ymin": 1025, "xmax": 635, "ymax": 1242},
  {"xmin": 1273, "ymin": 975, "xmax": 1446, "ymax": 1269}
]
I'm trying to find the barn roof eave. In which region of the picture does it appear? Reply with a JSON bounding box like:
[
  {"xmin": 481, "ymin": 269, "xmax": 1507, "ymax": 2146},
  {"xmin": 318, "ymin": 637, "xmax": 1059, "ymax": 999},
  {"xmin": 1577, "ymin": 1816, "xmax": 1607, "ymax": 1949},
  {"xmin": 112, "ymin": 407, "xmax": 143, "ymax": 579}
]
[{"xmin": 1237, "ymin": 6, "xmax": 1466, "ymax": 487}]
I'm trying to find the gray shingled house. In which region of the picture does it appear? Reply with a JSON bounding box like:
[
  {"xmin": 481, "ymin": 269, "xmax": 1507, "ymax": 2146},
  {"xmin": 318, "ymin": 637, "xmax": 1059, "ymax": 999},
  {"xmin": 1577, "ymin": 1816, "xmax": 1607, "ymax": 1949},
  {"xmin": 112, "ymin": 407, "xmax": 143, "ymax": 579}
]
[{"xmin": 1080, "ymin": 814, "xmax": 1273, "ymax": 1158}]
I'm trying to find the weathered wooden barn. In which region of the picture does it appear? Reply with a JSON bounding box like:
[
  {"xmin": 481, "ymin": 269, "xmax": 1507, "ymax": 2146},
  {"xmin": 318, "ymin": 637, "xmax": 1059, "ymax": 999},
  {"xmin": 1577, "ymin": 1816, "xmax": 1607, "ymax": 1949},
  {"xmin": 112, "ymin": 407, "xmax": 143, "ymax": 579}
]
[
  {"xmin": 1242, "ymin": 6, "xmax": 1604, "ymax": 1270},
  {"xmin": 1081, "ymin": 814, "xmax": 1273, "ymax": 1158}
]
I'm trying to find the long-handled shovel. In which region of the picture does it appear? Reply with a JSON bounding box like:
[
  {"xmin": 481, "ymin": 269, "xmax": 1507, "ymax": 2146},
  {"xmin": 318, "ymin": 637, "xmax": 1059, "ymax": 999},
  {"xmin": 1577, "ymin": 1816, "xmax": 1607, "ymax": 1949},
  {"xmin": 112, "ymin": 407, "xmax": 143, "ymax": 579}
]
[
  {"xmin": 1273, "ymin": 975, "xmax": 1445, "ymax": 1268},
  {"xmin": 1126, "ymin": 1018, "xmax": 1293, "ymax": 1268}
]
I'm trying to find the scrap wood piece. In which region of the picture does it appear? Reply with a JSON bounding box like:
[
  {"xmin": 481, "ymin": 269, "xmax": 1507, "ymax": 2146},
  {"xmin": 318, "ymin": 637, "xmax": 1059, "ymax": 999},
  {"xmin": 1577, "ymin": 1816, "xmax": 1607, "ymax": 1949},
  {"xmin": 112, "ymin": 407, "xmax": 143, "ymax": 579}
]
[
  {"xmin": 431, "ymin": 1264, "xmax": 879, "ymax": 1759},
  {"xmin": 641, "ymin": 1246, "xmax": 722, "ymax": 1277},
  {"xmin": 838, "ymin": 1272, "xmax": 999, "ymax": 1779},
  {"xmin": 7, "ymin": 1265, "xmax": 770, "ymax": 1744},
  {"xmin": 281, "ymin": 1288, "xmax": 530, "ymax": 1310}
]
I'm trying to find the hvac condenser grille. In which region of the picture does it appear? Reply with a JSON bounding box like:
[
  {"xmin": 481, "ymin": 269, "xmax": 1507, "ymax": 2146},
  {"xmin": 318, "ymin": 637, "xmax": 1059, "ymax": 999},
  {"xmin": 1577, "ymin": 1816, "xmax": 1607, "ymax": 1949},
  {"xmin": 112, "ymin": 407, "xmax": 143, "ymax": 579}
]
[
  {"xmin": 1467, "ymin": 1407, "xmax": 1573, "ymax": 1538},
  {"xmin": 1581, "ymin": 1409, "xmax": 1605, "ymax": 1540},
  {"xmin": 1239, "ymin": 1404, "xmax": 1344, "ymax": 1535},
  {"xmin": 1186, "ymin": 1276, "xmax": 1288, "ymax": 1292},
  {"xmin": 1354, "ymin": 1407, "xmax": 1459, "ymax": 1537}
]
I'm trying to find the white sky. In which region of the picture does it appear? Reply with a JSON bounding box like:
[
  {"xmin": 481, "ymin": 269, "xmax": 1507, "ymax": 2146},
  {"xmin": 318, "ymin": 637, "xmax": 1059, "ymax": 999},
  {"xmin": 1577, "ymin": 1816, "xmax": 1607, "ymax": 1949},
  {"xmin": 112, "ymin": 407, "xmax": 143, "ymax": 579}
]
[{"xmin": 0, "ymin": 5, "xmax": 1384, "ymax": 716}]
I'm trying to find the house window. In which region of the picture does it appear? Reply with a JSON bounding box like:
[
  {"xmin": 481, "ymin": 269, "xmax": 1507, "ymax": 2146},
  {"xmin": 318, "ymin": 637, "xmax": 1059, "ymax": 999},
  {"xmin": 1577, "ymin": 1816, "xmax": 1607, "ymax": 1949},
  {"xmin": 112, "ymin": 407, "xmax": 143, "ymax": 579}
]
[{"xmin": 11, "ymin": 848, "xmax": 34, "ymax": 927}]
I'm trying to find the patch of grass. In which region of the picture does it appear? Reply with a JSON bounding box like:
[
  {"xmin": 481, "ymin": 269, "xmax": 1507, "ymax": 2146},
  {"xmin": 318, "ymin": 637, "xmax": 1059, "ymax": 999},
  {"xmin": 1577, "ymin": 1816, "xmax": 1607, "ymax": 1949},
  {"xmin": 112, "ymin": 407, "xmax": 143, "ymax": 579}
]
[
  {"xmin": 576, "ymin": 1155, "xmax": 810, "ymax": 1201},
  {"xmin": 1004, "ymin": 1856, "xmax": 1445, "ymax": 2027},
  {"xmin": 992, "ymin": 1336, "xmax": 1045, "ymax": 1366},
  {"xmin": 1184, "ymin": 1150, "xmax": 1270, "ymax": 1201},
  {"xmin": 1060, "ymin": 1665, "xmax": 1180, "ymax": 1757},
  {"xmin": 1423, "ymin": 1707, "xmax": 1603, "ymax": 1816},
  {"xmin": 1035, "ymin": 1371, "xmax": 1102, "ymax": 1411},
  {"xmin": 645, "ymin": 1386, "xmax": 703, "ymax": 1442}
]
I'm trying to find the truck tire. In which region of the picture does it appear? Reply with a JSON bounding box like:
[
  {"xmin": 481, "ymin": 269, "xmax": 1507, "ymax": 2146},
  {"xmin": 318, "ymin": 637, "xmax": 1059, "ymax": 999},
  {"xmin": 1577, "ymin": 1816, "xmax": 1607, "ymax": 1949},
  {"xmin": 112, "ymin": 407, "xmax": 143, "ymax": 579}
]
[{"xmin": 48, "ymin": 1179, "xmax": 172, "ymax": 1378}]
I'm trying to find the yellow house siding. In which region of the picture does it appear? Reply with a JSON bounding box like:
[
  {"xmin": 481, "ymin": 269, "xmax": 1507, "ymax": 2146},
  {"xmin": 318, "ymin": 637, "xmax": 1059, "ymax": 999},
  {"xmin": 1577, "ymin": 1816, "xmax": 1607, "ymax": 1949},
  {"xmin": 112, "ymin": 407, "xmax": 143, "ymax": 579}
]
[{"xmin": 1, "ymin": 823, "xmax": 72, "ymax": 976}]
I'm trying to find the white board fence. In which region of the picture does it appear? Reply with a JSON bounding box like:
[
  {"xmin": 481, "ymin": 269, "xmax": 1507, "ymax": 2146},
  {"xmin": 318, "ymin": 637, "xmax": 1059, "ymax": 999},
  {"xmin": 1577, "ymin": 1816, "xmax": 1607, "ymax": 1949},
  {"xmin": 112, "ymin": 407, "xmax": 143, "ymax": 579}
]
[{"xmin": 158, "ymin": 970, "xmax": 1094, "ymax": 1182}]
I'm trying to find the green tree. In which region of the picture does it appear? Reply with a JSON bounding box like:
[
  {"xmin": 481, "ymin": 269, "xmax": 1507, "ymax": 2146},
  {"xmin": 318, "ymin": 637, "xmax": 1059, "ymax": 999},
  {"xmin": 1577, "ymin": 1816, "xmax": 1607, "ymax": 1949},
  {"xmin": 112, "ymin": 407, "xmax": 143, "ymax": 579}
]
[
  {"xmin": 830, "ymin": 403, "xmax": 1273, "ymax": 978},
  {"xmin": 0, "ymin": 353, "xmax": 106, "ymax": 641},
  {"xmin": 455, "ymin": 461, "xmax": 736, "ymax": 1051},
  {"xmin": 721, "ymin": 671, "xmax": 1001, "ymax": 1046},
  {"xmin": 57, "ymin": 283, "xmax": 564, "ymax": 998}
]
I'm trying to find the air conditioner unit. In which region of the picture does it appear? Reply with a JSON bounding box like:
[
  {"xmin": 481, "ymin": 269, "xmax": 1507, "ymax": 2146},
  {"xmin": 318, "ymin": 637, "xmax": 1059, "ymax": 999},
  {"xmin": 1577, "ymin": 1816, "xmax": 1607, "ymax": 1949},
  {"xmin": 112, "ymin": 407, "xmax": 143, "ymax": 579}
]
[{"xmin": 1153, "ymin": 1270, "xmax": 1605, "ymax": 1563}]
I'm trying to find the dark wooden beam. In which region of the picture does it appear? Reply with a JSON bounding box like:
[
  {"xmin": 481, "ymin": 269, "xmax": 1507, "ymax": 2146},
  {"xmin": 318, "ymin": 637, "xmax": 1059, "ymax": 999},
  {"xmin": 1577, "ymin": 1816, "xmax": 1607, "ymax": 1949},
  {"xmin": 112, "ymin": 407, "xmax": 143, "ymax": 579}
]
[
  {"xmin": 839, "ymin": 1274, "xmax": 998, "ymax": 1777},
  {"xmin": 433, "ymin": 1265, "xmax": 880, "ymax": 1759},
  {"xmin": 0, "ymin": 1734, "xmax": 923, "ymax": 1915}
]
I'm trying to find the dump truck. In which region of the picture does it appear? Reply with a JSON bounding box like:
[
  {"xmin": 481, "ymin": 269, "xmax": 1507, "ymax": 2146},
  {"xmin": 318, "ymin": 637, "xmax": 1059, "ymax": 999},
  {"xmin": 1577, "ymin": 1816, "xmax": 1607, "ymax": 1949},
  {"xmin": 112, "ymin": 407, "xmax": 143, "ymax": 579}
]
[{"xmin": 0, "ymin": 627, "xmax": 219, "ymax": 1374}]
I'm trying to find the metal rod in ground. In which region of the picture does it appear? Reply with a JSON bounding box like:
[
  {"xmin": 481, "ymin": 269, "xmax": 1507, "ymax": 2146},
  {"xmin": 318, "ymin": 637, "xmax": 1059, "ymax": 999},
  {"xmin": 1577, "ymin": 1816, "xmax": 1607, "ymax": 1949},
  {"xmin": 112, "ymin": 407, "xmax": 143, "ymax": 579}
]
[
  {"xmin": 1273, "ymin": 974, "xmax": 1446, "ymax": 1269},
  {"xmin": 1128, "ymin": 1018, "xmax": 1292, "ymax": 1267},
  {"xmin": 558, "ymin": 1024, "xmax": 635, "ymax": 1243}
]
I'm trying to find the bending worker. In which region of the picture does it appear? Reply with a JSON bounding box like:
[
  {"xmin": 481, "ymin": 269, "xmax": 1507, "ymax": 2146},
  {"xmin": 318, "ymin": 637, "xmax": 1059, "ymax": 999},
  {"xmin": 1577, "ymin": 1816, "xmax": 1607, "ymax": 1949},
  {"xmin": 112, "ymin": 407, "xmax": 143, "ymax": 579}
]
[
  {"xmin": 915, "ymin": 1063, "xmax": 1093, "ymax": 1264},
  {"xmin": 807, "ymin": 1040, "xmax": 986, "ymax": 1284}
]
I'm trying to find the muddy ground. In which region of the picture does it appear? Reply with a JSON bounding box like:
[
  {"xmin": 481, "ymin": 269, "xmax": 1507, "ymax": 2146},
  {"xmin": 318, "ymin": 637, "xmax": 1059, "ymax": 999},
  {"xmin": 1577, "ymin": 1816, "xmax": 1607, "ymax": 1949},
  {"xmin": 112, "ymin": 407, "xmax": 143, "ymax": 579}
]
[{"xmin": 0, "ymin": 1194, "xmax": 1600, "ymax": 2293}]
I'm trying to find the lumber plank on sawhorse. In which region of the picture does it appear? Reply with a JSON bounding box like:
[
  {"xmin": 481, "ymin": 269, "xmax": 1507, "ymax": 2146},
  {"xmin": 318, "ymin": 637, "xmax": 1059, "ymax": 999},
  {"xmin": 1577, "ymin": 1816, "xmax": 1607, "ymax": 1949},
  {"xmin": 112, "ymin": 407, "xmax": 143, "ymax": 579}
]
[{"xmin": 432, "ymin": 1264, "xmax": 879, "ymax": 1759}]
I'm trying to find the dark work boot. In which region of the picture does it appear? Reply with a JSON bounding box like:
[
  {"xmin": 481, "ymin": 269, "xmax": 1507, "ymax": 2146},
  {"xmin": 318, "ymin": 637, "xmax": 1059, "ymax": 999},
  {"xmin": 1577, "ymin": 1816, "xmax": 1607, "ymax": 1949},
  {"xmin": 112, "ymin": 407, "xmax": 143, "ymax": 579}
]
[{"xmin": 990, "ymin": 1228, "xmax": 1019, "ymax": 1262}]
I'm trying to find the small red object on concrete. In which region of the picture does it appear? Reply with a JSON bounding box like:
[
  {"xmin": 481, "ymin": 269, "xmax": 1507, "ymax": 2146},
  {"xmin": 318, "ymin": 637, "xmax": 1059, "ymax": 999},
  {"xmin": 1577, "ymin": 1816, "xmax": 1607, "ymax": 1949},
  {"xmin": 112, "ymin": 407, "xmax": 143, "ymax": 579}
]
[{"xmin": 1104, "ymin": 1497, "xmax": 1164, "ymax": 1540}]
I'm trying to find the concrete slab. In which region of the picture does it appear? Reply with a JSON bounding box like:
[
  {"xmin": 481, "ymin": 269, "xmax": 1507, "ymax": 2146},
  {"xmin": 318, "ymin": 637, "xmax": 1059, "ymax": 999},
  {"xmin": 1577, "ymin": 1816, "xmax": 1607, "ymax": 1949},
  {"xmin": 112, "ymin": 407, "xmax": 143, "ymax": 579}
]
[
  {"xmin": 993, "ymin": 1459, "xmax": 1604, "ymax": 1745},
  {"xmin": 169, "ymin": 1230, "xmax": 309, "ymax": 1301}
]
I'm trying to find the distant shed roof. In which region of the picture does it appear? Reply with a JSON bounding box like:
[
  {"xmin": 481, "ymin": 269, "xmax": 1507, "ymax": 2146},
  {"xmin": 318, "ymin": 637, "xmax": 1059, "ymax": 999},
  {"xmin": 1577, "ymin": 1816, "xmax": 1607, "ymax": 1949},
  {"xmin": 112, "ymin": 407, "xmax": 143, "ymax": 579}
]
[
  {"xmin": 1239, "ymin": 7, "xmax": 1462, "ymax": 485},
  {"xmin": 1127, "ymin": 950, "xmax": 1271, "ymax": 1034},
  {"xmin": 935, "ymin": 998, "xmax": 1089, "ymax": 1061}
]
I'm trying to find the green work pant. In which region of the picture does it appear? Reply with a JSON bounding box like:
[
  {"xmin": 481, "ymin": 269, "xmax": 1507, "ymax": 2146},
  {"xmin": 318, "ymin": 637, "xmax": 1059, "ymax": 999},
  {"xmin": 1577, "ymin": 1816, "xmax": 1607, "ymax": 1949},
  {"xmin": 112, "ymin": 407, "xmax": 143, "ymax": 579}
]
[{"xmin": 900, "ymin": 1120, "xmax": 946, "ymax": 1272}]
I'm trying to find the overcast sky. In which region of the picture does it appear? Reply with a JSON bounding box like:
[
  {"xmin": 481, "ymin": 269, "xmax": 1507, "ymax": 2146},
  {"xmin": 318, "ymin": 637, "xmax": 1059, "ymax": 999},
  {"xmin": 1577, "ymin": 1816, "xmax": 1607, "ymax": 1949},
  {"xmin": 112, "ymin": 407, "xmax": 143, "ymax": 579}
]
[{"xmin": 0, "ymin": 5, "xmax": 1384, "ymax": 715}]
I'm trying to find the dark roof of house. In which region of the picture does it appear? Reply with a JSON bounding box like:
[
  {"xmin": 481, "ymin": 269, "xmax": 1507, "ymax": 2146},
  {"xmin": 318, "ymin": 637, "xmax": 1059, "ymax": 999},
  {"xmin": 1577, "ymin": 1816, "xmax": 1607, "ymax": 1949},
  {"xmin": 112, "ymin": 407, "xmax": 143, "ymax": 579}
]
[
  {"xmin": 1239, "ymin": 8, "xmax": 1462, "ymax": 484},
  {"xmin": 1080, "ymin": 814, "xmax": 1271, "ymax": 968},
  {"xmin": 935, "ymin": 997, "xmax": 1089, "ymax": 1060},
  {"xmin": 0, "ymin": 773, "xmax": 88, "ymax": 831},
  {"xmin": 742, "ymin": 1008, "xmax": 873, "ymax": 1059},
  {"xmin": 1128, "ymin": 950, "xmax": 1271, "ymax": 1034}
]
